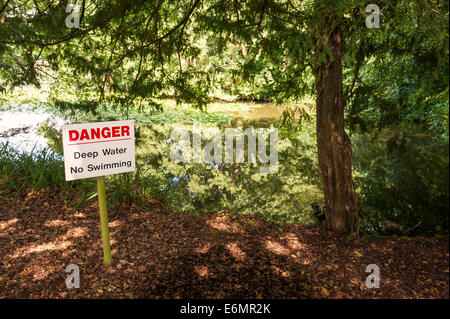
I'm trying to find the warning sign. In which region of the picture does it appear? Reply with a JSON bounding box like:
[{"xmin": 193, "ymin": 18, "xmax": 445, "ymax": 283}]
[{"xmin": 62, "ymin": 120, "xmax": 136, "ymax": 181}]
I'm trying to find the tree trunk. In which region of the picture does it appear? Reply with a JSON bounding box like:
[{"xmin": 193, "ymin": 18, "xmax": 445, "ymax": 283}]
[{"xmin": 315, "ymin": 13, "xmax": 359, "ymax": 235}]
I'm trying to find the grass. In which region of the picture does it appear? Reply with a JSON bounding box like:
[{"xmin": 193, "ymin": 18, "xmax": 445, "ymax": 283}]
[{"xmin": 0, "ymin": 143, "xmax": 66, "ymax": 193}]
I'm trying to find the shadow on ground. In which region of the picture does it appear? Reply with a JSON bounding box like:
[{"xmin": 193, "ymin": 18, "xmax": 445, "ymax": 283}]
[{"xmin": 0, "ymin": 188, "xmax": 448, "ymax": 298}]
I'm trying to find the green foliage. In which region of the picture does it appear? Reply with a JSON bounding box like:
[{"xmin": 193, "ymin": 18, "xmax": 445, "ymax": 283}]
[
  {"xmin": 38, "ymin": 121, "xmax": 63, "ymax": 154},
  {"xmin": 353, "ymin": 130, "xmax": 449, "ymax": 236},
  {"xmin": 344, "ymin": 0, "xmax": 449, "ymax": 138},
  {"xmin": 130, "ymin": 119, "xmax": 323, "ymax": 224},
  {"xmin": 0, "ymin": 143, "xmax": 65, "ymax": 192},
  {"xmin": 0, "ymin": 0, "xmax": 448, "ymax": 236},
  {"xmin": 1, "ymin": 97, "xmax": 323, "ymax": 224},
  {"xmin": 1, "ymin": 99, "xmax": 448, "ymax": 235}
]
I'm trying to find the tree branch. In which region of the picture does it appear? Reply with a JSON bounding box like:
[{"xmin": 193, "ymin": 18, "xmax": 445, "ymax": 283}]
[{"xmin": 0, "ymin": 0, "xmax": 10, "ymax": 15}]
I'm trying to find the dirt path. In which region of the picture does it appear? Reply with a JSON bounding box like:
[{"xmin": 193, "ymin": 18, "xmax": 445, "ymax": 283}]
[{"xmin": 0, "ymin": 189, "xmax": 448, "ymax": 299}]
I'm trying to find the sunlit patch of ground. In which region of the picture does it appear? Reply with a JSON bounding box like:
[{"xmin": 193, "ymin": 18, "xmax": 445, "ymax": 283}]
[{"xmin": 0, "ymin": 188, "xmax": 448, "ymax": 299}]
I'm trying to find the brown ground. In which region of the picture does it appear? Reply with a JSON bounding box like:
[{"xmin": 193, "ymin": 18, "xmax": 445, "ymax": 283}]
[{"xmin": 0, "ymin": 188, "xmax": 448, "ymax": 299}]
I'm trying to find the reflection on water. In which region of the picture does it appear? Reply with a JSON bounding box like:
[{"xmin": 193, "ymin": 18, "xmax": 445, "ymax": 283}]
[
  {"xmin": 0, "ymin": 108, "xmax": 66, "ymax": 153},
  {"xmin": 229, "ymin": 103, "xmax": 284, "ymax": 119}
]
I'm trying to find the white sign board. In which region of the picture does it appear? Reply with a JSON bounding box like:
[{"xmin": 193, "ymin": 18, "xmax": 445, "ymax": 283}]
[{"xmin": 62, "ymin": 120, "xmax": 135, "ymax": 181}]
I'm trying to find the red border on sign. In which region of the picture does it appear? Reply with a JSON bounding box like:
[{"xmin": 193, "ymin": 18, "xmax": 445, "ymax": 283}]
[{"xmin": 68, "ymin": 138, "xmax": 132, "ymax": 146}]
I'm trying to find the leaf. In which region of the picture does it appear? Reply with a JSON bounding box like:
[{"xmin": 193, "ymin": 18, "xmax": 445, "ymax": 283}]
[{"xmin": 321, "ymin": 287, "xmax": 329, "ymax": 296}]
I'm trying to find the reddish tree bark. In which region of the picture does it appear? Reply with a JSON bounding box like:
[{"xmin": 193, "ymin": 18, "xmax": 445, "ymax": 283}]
[{"xmin": 315, "ymin": 12, "xmax": 359, "ymax": 235}]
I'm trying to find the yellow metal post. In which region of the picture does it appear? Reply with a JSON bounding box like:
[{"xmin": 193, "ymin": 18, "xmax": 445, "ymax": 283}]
[{"xmin": 96, "ymin": 176, "xmax": 112, "ymax": 266}]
